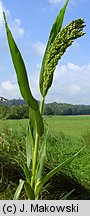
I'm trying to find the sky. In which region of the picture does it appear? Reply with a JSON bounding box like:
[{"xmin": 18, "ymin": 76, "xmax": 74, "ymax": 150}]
[{"xmin": 0, "ymin": 0, "xmax": 90, "ymax": 105}]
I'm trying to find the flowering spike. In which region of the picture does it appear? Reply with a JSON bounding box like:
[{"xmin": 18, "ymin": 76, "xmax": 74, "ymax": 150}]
[{"xmin": 42, "ymin": 18, "xmax": 85, "ymax": 97}]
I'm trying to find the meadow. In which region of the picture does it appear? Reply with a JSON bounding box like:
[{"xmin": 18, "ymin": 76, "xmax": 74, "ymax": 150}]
[
  {"xmin": 0, "ymin": 115, "xmax": 90, "ymax": 199},
  {"xmin": 44, "ymin": 115, "xmax": 90, "ymax": 138},
  {"xmin": 1, "ymin": 115, "xmax": 90, "ymax": 138}
]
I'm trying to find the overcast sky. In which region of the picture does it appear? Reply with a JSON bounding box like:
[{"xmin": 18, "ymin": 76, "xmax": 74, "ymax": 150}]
[{"xmin": 0, "ymin": 0, "xmax": 90, "ymax": 104}]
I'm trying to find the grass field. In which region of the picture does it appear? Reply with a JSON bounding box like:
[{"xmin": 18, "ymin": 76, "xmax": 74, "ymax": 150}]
[
  {"xmin": 44, "ymin": 115, "xmax": 90, "ymax": 138},
  {"xmin": 0, "ymin": 115, "xmax": 90, "ymax": 199},
  {"xmin": 1, "ymin": 115, "xmax": 90, "ymax": 138}
]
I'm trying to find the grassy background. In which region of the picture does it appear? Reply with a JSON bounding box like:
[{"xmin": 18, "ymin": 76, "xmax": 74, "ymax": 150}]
[
  {"xmin": 44, "ymin": 115, "xmax": 90, "ymax": 138},
  {"xmin": 0, "ymin": 116, "xmax": 90, "ymax": 199}
]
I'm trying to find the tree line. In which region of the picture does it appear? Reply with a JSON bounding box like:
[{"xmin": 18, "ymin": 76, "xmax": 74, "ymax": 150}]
[{"xmin": 0, "ymin": 100, "xmax": 90, "ymax": 119}]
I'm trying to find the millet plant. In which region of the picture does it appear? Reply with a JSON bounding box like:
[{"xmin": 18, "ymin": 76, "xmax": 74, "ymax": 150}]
[{"xmin": 3, "ymin": 0, "xmax": 85, "ymax": 199}]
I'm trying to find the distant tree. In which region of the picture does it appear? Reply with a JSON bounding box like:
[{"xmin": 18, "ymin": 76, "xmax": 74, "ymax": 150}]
[
  {"xmin": 44, "ymin": 106, "xmax": 54, "ymax": 115},
  {"xmin": 64, "ymin": 108, "xmax": 73, "ymax": 115}
]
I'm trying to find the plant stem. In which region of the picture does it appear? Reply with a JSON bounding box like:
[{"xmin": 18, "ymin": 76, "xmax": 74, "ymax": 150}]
[
  {"xmin": 39, "ymin": 97, "xmax": 45, "ymax": 114},
  {"xmin": 32, "ymin": 97, "xmax": 45, "ymax": 189}
]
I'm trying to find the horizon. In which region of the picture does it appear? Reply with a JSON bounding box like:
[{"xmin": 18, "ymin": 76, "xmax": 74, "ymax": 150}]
[{"xmin": 1, "ymin": 97, "xmax": 90, "ymax": 107}]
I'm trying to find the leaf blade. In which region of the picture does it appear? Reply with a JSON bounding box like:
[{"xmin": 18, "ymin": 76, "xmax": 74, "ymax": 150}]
[
  {"xmin": 47, "ymin": 0, "xmax": 69, "ymax": 47},
  {"xmin": 29, "ymin": 107, "xmax": 44, "ymax": 137},
  {"xmin": 26, "ymin": 122, "xmax": 34, "ymax": 168},
  {"xmin": 23, "ymin": 164, "xmax": 31, "ymax": 184},
  {"xmin": 39, "ymin": 0, "xmax": 69, "ymax": 95},
  {"xmin": 13, "ymin": 179, "xmax": 24, "ymax": 200},
  {"xmin": 3, "ymin": 12, "xmax": 39, "ymax": 111},
  {"xmin": 36, "ymin": 147, "xmax": 85, "ymax": 196},
  {"xmin": 24, "ymin": 182, "xmax": 35, "ymax": 200},
  {"xmin": 35, "ymin": 141, "xmax": 46, "ymax": 182}
]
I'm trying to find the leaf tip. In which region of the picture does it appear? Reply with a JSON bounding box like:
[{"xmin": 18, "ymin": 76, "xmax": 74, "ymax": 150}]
[{"xmin": 3, "ymin": 11, "xmax": 6, "ymax": 23}]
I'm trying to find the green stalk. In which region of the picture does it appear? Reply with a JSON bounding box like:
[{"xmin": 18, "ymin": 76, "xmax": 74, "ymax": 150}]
[
  {"xmin": 32, "ymin": 97, "xmax": 45, "ymax": 190},
  {"xmin": 39, "ymin": 97, "xmax": 45, "ymax": 114}
]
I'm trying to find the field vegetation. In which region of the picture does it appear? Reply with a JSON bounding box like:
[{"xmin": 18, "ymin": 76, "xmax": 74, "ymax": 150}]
[
  {"xmin": 1, "ymin": 0, "xmax": 89, "ymax": 200},
  {"xmin": 0, "ymin": 116, "xmax": 90, "ymax": 199},
  {"xmin": 1, "ymin": 101, "xmax": 90, "ymax": 119}
]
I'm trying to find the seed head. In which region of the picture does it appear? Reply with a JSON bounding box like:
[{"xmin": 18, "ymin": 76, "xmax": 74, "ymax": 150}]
[{"xmin": 42, "ymin": 18, "xmax": 85, "ymax": 97}]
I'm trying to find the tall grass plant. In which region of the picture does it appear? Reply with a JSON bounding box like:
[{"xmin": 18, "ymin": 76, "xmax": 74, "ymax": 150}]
[{"xmin": 3, "ymin": 0, "xmax": 85, "ymax": 199}]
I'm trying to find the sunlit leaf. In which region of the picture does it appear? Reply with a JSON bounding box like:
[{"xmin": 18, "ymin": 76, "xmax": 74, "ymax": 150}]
[
  {"xmin": 24, "ymin": 181, "xmax": 35, "ymax": 200},
  {"xmin": 39, "ymin": 0, "xmax": 69, "ymax": 96},
  {"xmin": 26, "ymin": 122, "xmax": 34, "ymax": 168},
  {"xmin": 3, "ymin": 12, "xmax": 39, "ymax": 111},
  {"xmin": 35, "ymin": 141, "xmax": 46, "ymax": 182},
  {"xmin": 29, "ymin": 107, "xmax": 44, "ymax": 137},
  {"xmin": 13, "ymin": 179, "xmax": 24, "ymax": 200},
  {"xmin": 23, "ymin": 164, "xmax": 31, "ymax": 184},
  {"xmin": 36, "ymin": 147, "xmax": 85, "ymax": 196}
]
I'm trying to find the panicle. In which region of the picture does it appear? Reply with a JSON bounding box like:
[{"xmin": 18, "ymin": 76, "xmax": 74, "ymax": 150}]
[{"xmin": 42, "ymin": 18, "xmax": 85, "ymax": 97}]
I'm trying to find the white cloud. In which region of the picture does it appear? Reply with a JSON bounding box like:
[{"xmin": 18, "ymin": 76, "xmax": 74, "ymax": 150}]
[
  {"xmin": 67, "ymin": 62, "xmax": 79, "ymax": 71},
  {"xmin": 33, "ymin": 41, "xmax": 46, "ymax": 57},
  {"xmin": 1, "ymin": 62, "xmax": 90, "ymax": 105},
  {"xmin": 24, "ymin": 61, "xmax": 90, "ymax": 105},
  {"xmin": 1, "ymin": 81, "xmax": 16, "ymax": 91},
  {"xmin": 11, "ymin": 17, "xmax": 25, "ymax": 39},
  {"xmin": 0, "ymin": 81, "xmax": 20, "ymax": 99},
  {"xmin": 45, "ymin": 62, "xmax": 90, "ymax": 104},
  {"xmin": 0, "ymin": 0, "xmax": 6, "ymax": 34},
  {"xmin": 48, "ymin": 0, "xmax": 64, "ymax": 5},
  {"xmin": 69, "ymin": 84, "xmax": 80, "ymax": 95},
  {"xmin": 0, "ymin": 0, "xmax": 3, "ymax": 26},
  {"xmin": 0, "ymin": 0, "xmax": 24, "ymax": 39}
]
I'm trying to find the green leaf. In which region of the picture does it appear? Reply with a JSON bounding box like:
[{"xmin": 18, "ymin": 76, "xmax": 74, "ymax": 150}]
[
  {"xmin": 3, "ymin": 12, "xmax": 39, "ymax": 111},
  {"xmin": 36, "ymin": 147, "xmax": 85, "ymax": 196},
  {"xmin": 35, "ymin": 110, "xmax": 44, "ymax": 137},
  {"xmin": 13, "ymin": 179, "xmax": 24, "ymax": 200},
  {"xmin": 35, "ymin": 128, "xmax": 48, "ymax": 183},
  {"xmin": 47, "ymin": 0, "xmax": 69, "ymax": 47},
  {"xmin": 23, "ymin": 164, "xmax": 35, "ymax": 199},
  {"xmin": 24, "ymin": 182, "xmax": 35, "ymax": 200},
  {"xmin": 39, "ymin": 0, "xmax": 69, "ymax": 96},
  {"xmin": 61, "ymin": 189, "xmax": 75, "ymax": 200},
  {"xmin": 23, "ymin": 164, "xmax": 31, "ymax": 184},
  {"xmin": 35, "ymin": 141, "xmax": 46, "ymax": 182},
  {"xmin": 29, "ymin": 107, "xmax": 44, "ymax": 137},
  {"xmin": 26, "ymin": 122, "xmax": 34, "ymax": 168}
]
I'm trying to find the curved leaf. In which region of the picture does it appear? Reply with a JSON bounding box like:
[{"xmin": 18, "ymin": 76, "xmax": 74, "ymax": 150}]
[
  {"xmin": 24, "ymin": 182, "xmax": 35, "ymax": 200},
  {"xmin": 35, "ymin": 141, "xmax": 46, "ymax": 182},
  {"xmin": 23, "ymin": 164, "xmax": 31, "ymax": 184},
  {"xmin": 3, "ymin": 12, "xmax": 39, "ymax": 111},
  {"xmin": 13, "ymin": 179, "xmax": 24, "ymax": 200},
  {"xmin": 29, "ymin": 107, "xmax": 44, "ymax": 137},
  {"xmin": 35, "ymin": 147, "xmax": 85, "ymax": 196},
  {"xmin": 47, "ymin": 0, "xmax": 69, "ymax": 47},
  {"xmin": 39, "ymin": 0, "xmax": 69, "ymax": 96},
  {"xmin": 26, "ymin": 122, "xmax": 34, "ymax": 168}
]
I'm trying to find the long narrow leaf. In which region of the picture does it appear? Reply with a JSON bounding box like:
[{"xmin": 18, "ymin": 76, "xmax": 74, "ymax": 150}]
[
  {"xmin": 36, "ymin": 147, "xmax": 85, "ymax": 196},
  {"xmin": 23, "ymin": 164, "xmax": 31, "ymax": 184},
  {"xmin": 35, "ymin": 141, "xmax": 46, "ymax": 182},
  {"xmin": 39, "ymin": 0, "xmax": 69, "ymax": 95},
  {"xmin": 35, "ymin": 128, "xmax": 49, "ymax": 182},
  {"xmin": 24, "ymin": 182, "xmax": 35, "ymax": 200},
  {"xmin": 13, "ymin": 179, "xmax": 24, "ymax": 200},
  {"xmin": 47, "ymin": 0, "xmax": 69, "ymax": 47},
  {"xmin": 61, "ymin": 189, "xmax": 75, "ymax": 200},
  {"xmin": 29, "ymin": 107, "xmax": 44, "ymax": 137},
  {"xmin": 3, "ymin": 12, "xmax": 39, "ymax": 111},
  {"xmin": 26, "ymin": 122, "xmax": 34, "ymax": 168}
]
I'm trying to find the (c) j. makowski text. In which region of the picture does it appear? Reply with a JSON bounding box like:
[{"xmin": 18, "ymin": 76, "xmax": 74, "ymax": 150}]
[
  {"xmin": 3, "ymin": 203, "xmax": 79, "ymax": 214},
  {"xmin": 19, "ymin": 203, "xmax": 79, "ymax": 213}
]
